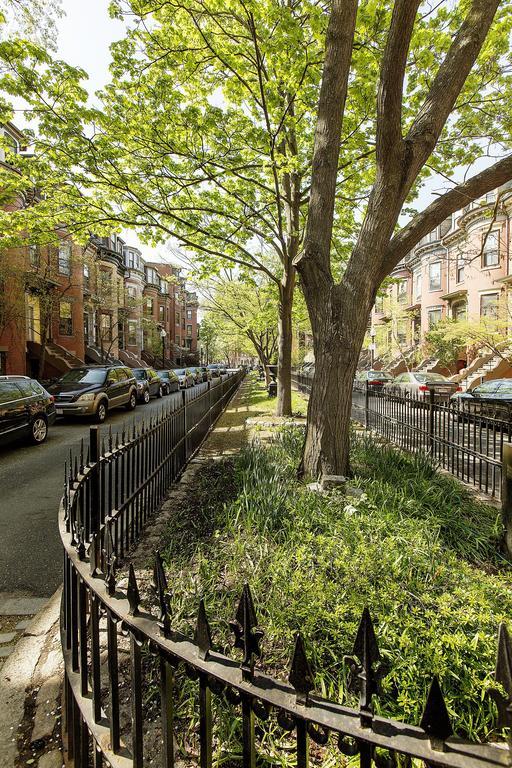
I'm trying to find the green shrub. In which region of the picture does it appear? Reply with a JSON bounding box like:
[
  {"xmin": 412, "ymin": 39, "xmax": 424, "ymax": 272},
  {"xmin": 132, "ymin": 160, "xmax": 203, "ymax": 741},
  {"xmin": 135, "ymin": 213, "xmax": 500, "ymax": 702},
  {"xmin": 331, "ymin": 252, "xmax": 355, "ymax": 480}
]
[{"xmin": 161, "ymin": 427, "xmax": 512, "ymax": 761}]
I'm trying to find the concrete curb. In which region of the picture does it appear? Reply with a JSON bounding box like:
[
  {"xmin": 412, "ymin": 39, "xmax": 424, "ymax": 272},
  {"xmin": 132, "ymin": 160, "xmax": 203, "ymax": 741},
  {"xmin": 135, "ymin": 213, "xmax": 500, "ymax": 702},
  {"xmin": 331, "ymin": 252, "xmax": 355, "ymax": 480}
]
[{"xmin": 0, "ymin": 588, "xmax": 63, "ymax": 768}]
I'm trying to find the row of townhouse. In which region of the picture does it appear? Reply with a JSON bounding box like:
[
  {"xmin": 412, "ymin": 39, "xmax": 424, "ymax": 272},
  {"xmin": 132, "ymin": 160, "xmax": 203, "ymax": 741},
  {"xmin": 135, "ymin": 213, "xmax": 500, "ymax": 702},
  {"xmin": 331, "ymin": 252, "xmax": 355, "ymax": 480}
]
[
  {"xmin": 367, "ymin": 181, "xmax": 512, "ymax": 388},
  {"xmin": 0, "ymin": 122, "xmax": 198, "ymax": 379}
]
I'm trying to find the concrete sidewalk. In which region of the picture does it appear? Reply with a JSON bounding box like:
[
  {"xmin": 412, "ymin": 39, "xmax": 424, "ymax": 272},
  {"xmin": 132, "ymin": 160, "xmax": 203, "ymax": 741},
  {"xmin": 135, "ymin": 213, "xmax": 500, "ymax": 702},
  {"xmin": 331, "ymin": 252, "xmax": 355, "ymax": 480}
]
[{"xmin": 0, "ymin": 588, "xmax": 63, "ymax": 768}]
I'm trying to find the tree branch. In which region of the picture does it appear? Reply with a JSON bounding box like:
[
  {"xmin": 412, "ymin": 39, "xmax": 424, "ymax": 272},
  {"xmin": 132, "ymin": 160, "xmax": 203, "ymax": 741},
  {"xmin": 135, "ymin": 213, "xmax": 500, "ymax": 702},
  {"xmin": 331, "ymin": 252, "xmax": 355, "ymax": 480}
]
[{"xmin": 383, "ymin": 154, "xmax": 512, "ymax": 277}]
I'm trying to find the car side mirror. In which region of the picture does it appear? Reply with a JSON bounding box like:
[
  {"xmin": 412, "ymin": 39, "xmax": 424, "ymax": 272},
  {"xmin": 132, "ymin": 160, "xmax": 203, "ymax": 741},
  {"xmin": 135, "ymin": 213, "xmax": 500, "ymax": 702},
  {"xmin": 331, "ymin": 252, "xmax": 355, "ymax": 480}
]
[{"xmin": 106, "ymin": 379, "xmax": 114, "ymax": 388}]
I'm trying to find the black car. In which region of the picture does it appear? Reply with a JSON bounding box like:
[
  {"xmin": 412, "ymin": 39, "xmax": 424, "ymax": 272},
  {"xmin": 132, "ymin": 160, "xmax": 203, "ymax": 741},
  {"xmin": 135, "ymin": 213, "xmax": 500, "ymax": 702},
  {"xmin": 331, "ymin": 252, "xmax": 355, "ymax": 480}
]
[
  {"xmin": 0, "ymin": 376, "xmax": 56, "ymax": 447},
  {"xmin": 451, "ymin": 379, "xmax": 512, "ymax": 419},
  {"xmin": 49, "ymin": 366, "xmax": 137, "ymax": 423},
  {"xmin": 156, "ymin": 370, "xmax": 180, "ymax": 393},
  {"xmin": 132, "ymin": 367, "xmax": 167, "ymax": 402}
]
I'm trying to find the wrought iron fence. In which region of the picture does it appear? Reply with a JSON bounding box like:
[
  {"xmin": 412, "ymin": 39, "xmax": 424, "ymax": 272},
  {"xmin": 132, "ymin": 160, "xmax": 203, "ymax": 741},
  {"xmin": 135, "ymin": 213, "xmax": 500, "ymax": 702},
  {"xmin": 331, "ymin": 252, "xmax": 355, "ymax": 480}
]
[
  {"xmin": 292, "ymin": 370, "xmax": 511, "ymax": 499},
  {"xmin": 60, "ymin": 370, "xmax": 512, "ymax": 768}
]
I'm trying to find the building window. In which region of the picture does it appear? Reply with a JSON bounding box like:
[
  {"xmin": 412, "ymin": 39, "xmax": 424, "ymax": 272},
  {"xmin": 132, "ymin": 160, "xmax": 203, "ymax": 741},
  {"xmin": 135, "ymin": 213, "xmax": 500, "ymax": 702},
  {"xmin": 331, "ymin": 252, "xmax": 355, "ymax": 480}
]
[
  {"xmin": 374, "ymin": 294, "xmax": 384, "ymax": 313},
  {"xmin": 58, "ymin": 243, "xmax": 72, "ymax": 276},
  {"xmin": 126, "ymin": 285, "xmax": 136, "ymax": 299},
  {"xmin": 452, "ymin": 301, "xmax": 467, "ymax": 321},
  {"xmin": 397, "ymin": 280, "xmax": 407, "ymax": 304},
  {"xmin": 100, "ymin": 313, "xmax": 112, "ymax": 342},
  {"xmin": 127, "ymin": 320, "xmax": 137, "ymax": 346},
  {"xmin": 0, "ymin": 351, "xmax": 6, "ymax": 375},
  {"xmin": 456, "ymin": 257, "xmax": 464, "ymax": 284},
  {"xmin": 480, "ymin": 292, "xmax": 499, "ymax": 319},
  {"xmin": 186, "ymin": 324, "xmax": 192, "ymax": 337},
  {"xmin": 176, "ymin": 335, "xmax": 180, "ymax": 346},
  {"xmin": 59, "ymin": 301, "xmax": 73, "ymax": 336},
  {"xmin": 186, "ymin": 309, "xmax": 192, "ymax": 320},
  {"xmin": 428, "ymin": 262, "xmax": 441, "ymax": 291},
  {"xmin": 29, "ymin": 244, "xmax": 40, "ymax": 267},
  {"xmin": 99, "ymin": 268, "xmax": 111, "ymax": 297},
  {"xmin": 427, "ymin": 307, "xmax": 442, "ymax": 327},
  {"xmin": 83, "ymin": 263, "xmax": 90, "ymax": 289},
  {"xmin": 413, "ymin": 271, "xmax": 421, "ymax": 300},
  {"xmin": 176, "ymin": 312, "xmax": 180, "ymax": 325},
  {"xmin": 186, "ymin": 338, "xmax": 192, "ymax": 349},
  {"xmin": 145, "ymin": 297, "xmax": 153, "ymax": 315},
  {"xmin": 159, "ymin": 305, "xmax": 165, "ymax": 321},
  {"xmin": 482, "ymin": 231, "xmax": 500, "ymax": 268}
]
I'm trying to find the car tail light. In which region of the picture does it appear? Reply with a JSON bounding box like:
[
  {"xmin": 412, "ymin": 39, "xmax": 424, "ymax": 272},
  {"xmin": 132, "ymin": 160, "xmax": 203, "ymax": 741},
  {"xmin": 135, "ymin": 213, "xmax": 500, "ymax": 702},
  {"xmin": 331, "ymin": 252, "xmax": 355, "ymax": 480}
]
[
  {"xmin": 50, "ymin": 395, "xmax": 55, "ymax": 402},
  {"xmin": 418, "ymin": 385, "xmax": 429, "ymax": 392},
  {"xmin": 456, "ymin": 386, "xmax": 462, "ymax": 392},
  {"xmin": 368, "ymin": 380, "xmax": 383, "ymax": 385}
]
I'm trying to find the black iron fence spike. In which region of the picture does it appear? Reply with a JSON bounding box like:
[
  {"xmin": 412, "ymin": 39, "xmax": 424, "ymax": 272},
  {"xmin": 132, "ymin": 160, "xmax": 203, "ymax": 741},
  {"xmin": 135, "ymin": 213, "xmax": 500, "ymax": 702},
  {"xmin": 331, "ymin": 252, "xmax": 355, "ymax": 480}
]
[
  {"xmin": 102, "ymin": 522, "xmax": 117, "ymax": 596},
  {"xmin": 80, "ymin": 438, "xmax": 84, "ymax": 473},
  {"xmin": 195, "ymin": 598, "xmax": 212, "ymax": 660},
  {"xmin": 127, "ymin": 563, "xmax": 141, "ymax": 617},
  {"xmin": 489, "ymin": 622, "xmax": 512, "ymax": 730},
  {"xmin": 86, "ymin": 445, "xmax": 90, "ymax": 467},
  {"xmin": 420, "ymin": 675, "xmax": 453, "ymax": 747},
  {"xmin": 77, "ymin": 526, "xmax": 86, "ymax": 561},
  {"xmin": 74, "ymin": 455, "xmax": 78, "ymax": 482},
  {"xmin": 289, "ymin": 633, "xmax": 315, "ymax": 706},
  {"xmin": 108, "ymin": 425, "xmax": 113, "ymax": 451},
  {"xmin": 88, "ymin": 533, "xmax": 99, "ymax": 577},
  {"xmin": 153, "ymin": 551, "xmax": 171, "ymax": 636},
  {"xmin": 229, "ymin": 582, "xmax": 263, "ymax": 681}
]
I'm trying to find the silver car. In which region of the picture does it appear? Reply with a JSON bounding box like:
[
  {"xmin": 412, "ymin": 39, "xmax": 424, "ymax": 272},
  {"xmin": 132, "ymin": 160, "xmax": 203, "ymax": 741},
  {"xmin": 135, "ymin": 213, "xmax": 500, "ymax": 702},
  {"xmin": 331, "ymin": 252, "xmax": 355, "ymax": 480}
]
[
  {"xmin": 386, "ymin": 371, "xmax": 460, "ymax": 401},
  {"xmin": 173, "ymin": 368, "xmax": 195, "ymax": 389}
]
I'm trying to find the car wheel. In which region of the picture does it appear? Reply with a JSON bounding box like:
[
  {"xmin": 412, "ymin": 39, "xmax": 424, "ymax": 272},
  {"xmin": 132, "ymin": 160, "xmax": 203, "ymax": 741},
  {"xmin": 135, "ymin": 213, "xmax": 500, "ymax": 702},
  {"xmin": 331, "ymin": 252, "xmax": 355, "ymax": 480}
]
[
  {"xmin": 157, "ymin": 385, "xmax": 163, "ymax": 399},
  {"xmin": 30, "ymin": 414, "xmax": 48, "ymax": 444},
  {"xmin": 143, "ymin": 389, "xmax": 150, "ymax": 404},
  {"xmin": 95, "ymin": 401, "xmax": 107, "ymax": 423},
  {"xmin": 126, "ymin": 391, "xmax": 137, "ymax": 411}
]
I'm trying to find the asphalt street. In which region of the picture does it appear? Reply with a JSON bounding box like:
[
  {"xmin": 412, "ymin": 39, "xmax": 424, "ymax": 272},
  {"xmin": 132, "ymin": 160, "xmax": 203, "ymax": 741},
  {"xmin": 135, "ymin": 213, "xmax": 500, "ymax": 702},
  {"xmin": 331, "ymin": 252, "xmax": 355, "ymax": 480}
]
[{"xmin": 0, "ymin": 392, "xmax": 180, "ymax": 598}]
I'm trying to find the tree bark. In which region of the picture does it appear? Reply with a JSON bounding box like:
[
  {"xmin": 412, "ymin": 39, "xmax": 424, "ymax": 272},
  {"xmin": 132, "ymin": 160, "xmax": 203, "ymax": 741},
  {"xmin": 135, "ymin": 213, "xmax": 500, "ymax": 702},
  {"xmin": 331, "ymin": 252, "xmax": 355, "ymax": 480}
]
[
  {"xmin": 300, "ymin": 282, "xmax": 370, "ymax": 478},
  {"xmin": 276, "ymin": 267, "xmax": 295, "ymax": 417}
]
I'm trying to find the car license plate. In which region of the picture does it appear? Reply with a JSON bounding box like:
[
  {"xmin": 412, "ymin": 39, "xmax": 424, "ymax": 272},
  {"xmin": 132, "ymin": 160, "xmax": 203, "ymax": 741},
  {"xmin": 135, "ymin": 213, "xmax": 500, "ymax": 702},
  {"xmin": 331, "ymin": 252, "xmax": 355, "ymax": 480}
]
[{"xmin": 56, "ymin": 408, "xmax": 63, "ymax": 415}]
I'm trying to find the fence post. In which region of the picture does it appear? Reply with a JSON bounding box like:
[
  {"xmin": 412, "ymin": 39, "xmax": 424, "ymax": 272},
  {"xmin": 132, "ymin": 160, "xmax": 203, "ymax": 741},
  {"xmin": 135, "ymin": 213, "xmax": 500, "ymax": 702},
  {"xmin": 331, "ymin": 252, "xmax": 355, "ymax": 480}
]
[
  {"xmin": 89, "ymin": 426, "xmax": 101, "ymax": 534},
  {"xmin": 428, "ymin": 388, "xmax": 435, "ymax": 455},
  {"xmin": 364, "ymin": 381, "xmax": 369, "ymax": 430},
  {"xmin": 182, "ymin": 389, "xmax": 188, "ymax": 459},
  {"xmin": 501, "ymin": 443, "xmax": 512, "ymax": 557}
]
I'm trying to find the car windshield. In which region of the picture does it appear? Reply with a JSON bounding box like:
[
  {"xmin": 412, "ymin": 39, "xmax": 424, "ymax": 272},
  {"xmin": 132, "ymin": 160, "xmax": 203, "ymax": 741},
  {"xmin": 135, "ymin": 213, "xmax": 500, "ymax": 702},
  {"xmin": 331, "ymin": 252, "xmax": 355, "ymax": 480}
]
[
  {"xmin": 157, "ymin": 371, "xmax": 169, "ymax": 378},
  {"xmin": 59, "ymin": 369, "xmax": 106, "ymax": 384},
  {"xmin": 367, "ymin": 371, "xmax": 390, "ymax": 379},
  {"xmin": 174, "ymin": 369, "xmax": 186, "ymax": 375},
  {"xmin": 132, "ymin": 370, "xmax": 146, "ymax": 380},
  {"xmin": 414, "ymin": 373, "xmax": 449, "ymax": 383}
]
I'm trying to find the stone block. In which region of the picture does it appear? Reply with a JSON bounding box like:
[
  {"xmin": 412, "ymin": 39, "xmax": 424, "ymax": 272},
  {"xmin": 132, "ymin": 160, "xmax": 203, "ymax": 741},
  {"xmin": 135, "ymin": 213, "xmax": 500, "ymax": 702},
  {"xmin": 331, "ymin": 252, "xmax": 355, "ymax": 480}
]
[{"xmin": 38, "ymin": 750, "xmax": 63, "ymax": 768}]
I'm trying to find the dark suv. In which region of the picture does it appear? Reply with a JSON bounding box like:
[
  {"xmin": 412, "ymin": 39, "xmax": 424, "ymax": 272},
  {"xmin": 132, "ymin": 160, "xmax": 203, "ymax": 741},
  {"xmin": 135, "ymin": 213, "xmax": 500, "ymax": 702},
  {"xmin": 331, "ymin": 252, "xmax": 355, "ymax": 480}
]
[
  {"xmin": 0, "ymin": 376, "xmax": 56, "ymax": 447},
  {"xmin": 49, "ymin": 366, "xmax": 137, "ymax": 423}
]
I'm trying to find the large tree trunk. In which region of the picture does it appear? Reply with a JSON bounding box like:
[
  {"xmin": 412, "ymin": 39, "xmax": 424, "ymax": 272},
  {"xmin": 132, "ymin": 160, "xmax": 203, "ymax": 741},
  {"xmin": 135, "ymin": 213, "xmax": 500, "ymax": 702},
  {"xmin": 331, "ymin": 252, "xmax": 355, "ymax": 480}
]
[
  {"xmin": 276, "ymin": 267, "xmax": 295, "ymax": 417},
  {"xmin": 299, "ymin": 281, "xmax": 373, "ymax": 478}
]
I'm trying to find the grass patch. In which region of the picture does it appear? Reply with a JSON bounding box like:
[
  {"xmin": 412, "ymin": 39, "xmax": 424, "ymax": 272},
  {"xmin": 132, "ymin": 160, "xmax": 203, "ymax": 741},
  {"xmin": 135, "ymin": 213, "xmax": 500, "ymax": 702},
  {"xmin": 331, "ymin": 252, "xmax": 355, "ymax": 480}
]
[{"xmin": 159, "ymin": 427, "xmax": 511, "ymax": 763}]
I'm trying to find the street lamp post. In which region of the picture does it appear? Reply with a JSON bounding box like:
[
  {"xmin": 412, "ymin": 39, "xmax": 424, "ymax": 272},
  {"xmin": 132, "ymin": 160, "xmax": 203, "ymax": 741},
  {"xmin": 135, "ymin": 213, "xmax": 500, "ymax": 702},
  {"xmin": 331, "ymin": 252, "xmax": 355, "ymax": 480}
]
[
  {"xmin": 158, "ymin": 326, "xmax": 167, "ymax": 369},
  {"xmin": 370, "ymin": 326, "xmax": 376, "ymax": 368}
]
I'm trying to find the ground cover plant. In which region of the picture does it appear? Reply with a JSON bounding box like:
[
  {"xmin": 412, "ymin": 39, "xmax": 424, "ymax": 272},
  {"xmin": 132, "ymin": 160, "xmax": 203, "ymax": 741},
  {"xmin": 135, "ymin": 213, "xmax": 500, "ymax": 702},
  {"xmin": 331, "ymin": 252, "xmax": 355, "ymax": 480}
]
[{"xmin": 157, "ymin": 427, "xmax": 511, "ymax": 764}]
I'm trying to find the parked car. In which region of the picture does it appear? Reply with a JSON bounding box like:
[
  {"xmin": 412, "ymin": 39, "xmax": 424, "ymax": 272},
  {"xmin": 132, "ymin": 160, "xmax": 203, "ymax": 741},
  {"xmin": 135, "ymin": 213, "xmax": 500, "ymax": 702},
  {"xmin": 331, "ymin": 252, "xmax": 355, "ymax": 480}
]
[
  {"xmin": 386, "ymin": 371, "xmax": 460, "ymax": 401},
  {"xmin": 132, "ymin": 367, "xmax": 166, "ymax": 402},
  {"xmin": 173, "ymin": 368, "xmax": 196, "ymax": 388},
  {"xmin": 207, "ymin": 363, "xmax": 227, "ymax": 376},
  {"xmin": 356, "ymin": 370, "xmax": 394, "ymax": 387},
  {"xmin": 197, "ymin": 366, "xmax": 212, "ymax": 382},
  {"xmin": 156, "ymin": 370, "xmax": 180, "ymax": 393},
  {"xmin": 188, "ymin": 367, "xmax": 204, "ymax": 384},
  {"xmin": 451, "ymin": 379, "xmax": 512, "ymax": 419},
  {"xmin": 49, "ymin": 366, "xmax": 137, "ymax": 423},
  {"xmin": 0, "ymin": 375, "xmax": 56, "ymax": 447}
]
